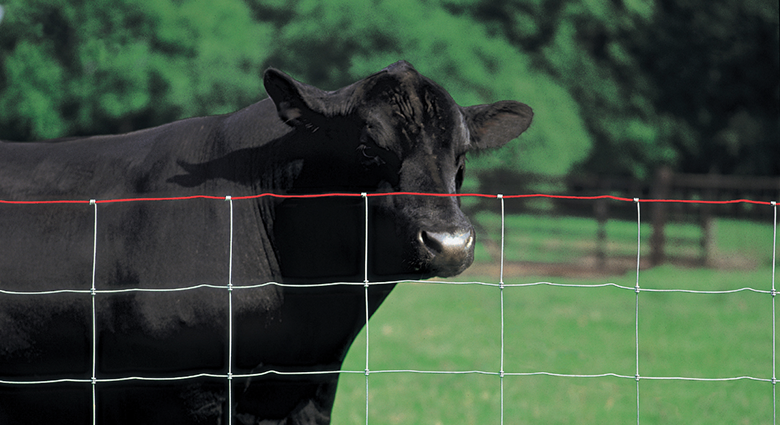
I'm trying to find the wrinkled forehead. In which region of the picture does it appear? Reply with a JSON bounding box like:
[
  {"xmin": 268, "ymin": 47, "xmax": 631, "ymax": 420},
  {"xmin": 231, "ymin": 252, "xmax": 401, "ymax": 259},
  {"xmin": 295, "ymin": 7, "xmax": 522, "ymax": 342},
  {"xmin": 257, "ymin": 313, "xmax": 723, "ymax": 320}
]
[{"xmin": 352, "ymin": 70, "xmax": 470, "ymax": 156}]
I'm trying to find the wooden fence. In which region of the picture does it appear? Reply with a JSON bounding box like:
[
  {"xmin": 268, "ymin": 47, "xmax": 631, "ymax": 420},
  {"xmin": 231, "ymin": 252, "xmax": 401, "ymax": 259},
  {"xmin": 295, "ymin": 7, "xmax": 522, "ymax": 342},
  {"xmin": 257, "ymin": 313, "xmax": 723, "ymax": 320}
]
[{"xmin": 476, "ymin": 168, "xmax": 780, "ymax": 268}]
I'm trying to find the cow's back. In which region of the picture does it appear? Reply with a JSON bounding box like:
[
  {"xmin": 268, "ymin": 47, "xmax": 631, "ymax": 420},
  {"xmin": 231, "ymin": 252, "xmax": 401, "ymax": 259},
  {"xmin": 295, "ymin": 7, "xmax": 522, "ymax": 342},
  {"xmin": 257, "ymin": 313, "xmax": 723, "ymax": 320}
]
[{"xmin": 0, "ymin": 116, "xmax": 220, "ymax": 200}]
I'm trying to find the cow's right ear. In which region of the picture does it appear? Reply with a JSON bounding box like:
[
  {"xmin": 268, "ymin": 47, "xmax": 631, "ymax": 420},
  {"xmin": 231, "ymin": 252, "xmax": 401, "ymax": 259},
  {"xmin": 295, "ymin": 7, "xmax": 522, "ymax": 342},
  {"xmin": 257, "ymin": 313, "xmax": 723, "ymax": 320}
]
[
  {"xmin": 462, "ymin": 101, "xmax": 533, "ymax": 151},
  {"xmin": 263, "ymin": 68, "xmax": 325, "ymax": 128}
]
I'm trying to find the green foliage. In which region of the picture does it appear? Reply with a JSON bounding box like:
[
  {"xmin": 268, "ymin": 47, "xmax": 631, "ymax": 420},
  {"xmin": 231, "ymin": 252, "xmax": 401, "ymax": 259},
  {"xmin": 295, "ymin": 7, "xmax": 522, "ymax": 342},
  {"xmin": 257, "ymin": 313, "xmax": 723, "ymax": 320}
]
[
  {"xmin": 1, "ymin": 0, "xmax": 776, "ymax": 178},
  {"xmin": 0, "ymin": 38, "xmax": 66, "ymax": 138},
  {"xmin": 449, "ymin": 0, "xmax": 778, "ymax": 178},
  {"xmin": 0, "ymin": 0, "xmax": 273, "ymax": 139},
  {"xmin": 632, "ymin": 0, "xmax": 780, "ymax": 176}
]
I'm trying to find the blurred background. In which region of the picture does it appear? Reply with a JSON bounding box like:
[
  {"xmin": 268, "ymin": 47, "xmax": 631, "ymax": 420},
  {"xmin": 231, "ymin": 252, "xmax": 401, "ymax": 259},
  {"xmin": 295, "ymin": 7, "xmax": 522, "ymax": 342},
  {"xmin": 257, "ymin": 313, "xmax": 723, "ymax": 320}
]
[
  {"xmin": 1, "ymin": 1, "xmax": 778, "ymax": 423},
  {"xmin": 0, "ymin": 0, "xmax": 777, "ymax": 182}
]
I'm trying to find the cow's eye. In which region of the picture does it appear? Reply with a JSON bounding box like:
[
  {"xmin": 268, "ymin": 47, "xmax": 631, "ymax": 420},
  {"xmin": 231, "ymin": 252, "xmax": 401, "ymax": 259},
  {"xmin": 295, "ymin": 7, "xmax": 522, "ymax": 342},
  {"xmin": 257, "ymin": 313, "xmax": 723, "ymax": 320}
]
[
  {"xmin": 455, "ymin": 158, "xmax": 465, "ymax": 191},
  {"xmin": 357, "ymin": 143, "xmax": 386, "ymax": 167}
]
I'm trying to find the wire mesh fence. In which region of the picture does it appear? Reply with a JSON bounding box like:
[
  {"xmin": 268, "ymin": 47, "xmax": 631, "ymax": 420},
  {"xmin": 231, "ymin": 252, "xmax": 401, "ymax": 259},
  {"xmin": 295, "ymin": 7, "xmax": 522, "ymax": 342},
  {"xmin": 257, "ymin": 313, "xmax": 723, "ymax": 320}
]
[{"xmin": 0, "ymin": 192, "xmax": 777, "ymax": 424}]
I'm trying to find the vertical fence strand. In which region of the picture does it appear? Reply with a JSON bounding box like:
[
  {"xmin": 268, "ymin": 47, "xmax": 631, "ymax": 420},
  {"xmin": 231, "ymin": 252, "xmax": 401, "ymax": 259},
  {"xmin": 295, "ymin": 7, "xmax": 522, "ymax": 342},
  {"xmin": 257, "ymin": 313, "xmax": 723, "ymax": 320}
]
[
  {"xmin": 772, "ymin": 201, "xmax": 777, "ymax": 425},
  {"xmin": 362, "ymin": 193, "xmax": 370, "ymax": 425},
  {"xmin": 498, "ymin": 194, "xmax": 505, "ymax": 425},
  {"xmin": 226, "ymin": 196, "xmax": 234, "ymax": 425},
  {"xmin": 634, "ymin": 198, "xmax": 641, "ymax": 425},
  {"xmin": 89, "ymin": 199, "xmax": 98, "ymax": 425}
]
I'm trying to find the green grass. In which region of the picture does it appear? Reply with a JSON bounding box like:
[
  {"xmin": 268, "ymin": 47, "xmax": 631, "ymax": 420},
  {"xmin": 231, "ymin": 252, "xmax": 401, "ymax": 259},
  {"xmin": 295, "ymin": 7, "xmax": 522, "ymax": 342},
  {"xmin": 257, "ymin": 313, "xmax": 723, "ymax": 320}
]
[
  {"xmin": 331, "ymin": 214, "xmax": 777, "ymax": 424},
  {"xmin": 471, "ymin": 212, "xmax": 776, "ymax": 267}
]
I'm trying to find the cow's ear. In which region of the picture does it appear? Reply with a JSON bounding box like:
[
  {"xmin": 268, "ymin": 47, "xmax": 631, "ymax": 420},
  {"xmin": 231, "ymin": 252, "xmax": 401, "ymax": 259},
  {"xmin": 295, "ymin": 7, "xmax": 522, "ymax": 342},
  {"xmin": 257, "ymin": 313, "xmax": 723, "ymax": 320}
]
[
  {"xmin": 263, "ymin": 68, "xmax": 325, "ymax": 128},
  {"xmin": 462, "ymin": 101, "xmax": 533, "ymax": 151}
]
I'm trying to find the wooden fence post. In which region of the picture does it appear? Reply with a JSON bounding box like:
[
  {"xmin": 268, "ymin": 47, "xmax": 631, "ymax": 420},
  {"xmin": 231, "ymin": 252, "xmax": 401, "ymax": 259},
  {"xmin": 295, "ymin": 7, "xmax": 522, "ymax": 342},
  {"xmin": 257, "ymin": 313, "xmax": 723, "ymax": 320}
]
[
  {"xmin": 699, "ymin": 183, "xmax": 715, "ymax": 267},
  {"xmin": 699, "ymin": 207, "xmax": 713, "ymax": 266},
  {"xmin": 650, "ymin": 167, "xmax": 672, "ymax": 266},
  {"xmin": 595, "ymin": 198, "xmax": 608, "ymax": 269}
]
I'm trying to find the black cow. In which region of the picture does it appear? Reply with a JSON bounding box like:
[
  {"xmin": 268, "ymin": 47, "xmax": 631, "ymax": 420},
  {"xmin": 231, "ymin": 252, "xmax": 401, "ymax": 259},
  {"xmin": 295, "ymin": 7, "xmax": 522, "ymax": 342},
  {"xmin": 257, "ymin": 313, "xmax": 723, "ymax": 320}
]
[{"xmin": 0, "ymin": 61, "xmax": 532, "ymax": 424}]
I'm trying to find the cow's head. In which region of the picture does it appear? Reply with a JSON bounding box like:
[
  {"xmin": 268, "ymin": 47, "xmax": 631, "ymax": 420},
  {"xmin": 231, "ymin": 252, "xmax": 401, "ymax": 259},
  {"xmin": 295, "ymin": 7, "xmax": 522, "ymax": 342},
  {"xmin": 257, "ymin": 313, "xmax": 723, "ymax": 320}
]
[{"xmin": 265, "ymin": 61, "xmax": 532, "ymax": 280}]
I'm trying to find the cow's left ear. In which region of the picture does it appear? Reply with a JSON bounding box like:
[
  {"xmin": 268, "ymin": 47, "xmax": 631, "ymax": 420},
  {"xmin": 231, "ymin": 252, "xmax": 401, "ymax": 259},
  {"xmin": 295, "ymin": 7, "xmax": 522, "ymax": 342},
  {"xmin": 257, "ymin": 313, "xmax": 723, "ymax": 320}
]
[
  {"xmin": 264, "ymin": 68, "xmax": 326, "ymax": 128},
  {"xmin": 462, "ymin": 101, "xmax": 533, "ymax": 151}
]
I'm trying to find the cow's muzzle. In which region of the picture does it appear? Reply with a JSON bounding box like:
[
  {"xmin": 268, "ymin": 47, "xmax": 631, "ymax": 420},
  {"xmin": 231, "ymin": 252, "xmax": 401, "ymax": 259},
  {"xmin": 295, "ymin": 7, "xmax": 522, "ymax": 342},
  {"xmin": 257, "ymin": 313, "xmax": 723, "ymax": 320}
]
[{"xmin": 417, "ymin": 227, "xmax": 475, "ymax": 277}]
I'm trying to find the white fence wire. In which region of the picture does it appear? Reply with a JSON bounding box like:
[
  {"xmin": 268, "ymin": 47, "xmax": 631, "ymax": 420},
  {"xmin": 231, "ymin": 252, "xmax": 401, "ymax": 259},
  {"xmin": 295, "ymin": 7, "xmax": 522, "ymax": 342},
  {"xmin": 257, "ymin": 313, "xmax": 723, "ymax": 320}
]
[{"xmin": 0, "ymin": 193, "xmax": 777, "ymax": 424}]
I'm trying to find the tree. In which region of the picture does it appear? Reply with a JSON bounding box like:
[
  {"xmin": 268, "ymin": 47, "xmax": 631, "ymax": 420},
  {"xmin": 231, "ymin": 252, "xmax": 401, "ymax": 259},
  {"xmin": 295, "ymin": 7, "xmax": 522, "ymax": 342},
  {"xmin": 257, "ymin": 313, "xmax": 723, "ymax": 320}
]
[
  {"xmin": 443, "ymin": 0, "xmax": 779, "ymax": 177},
  {"xmin": 5, "ymin": 0, "xmax": 772, "ymax": 180},
  {"xmin": 2, "ymin": 0, "xmax": 594, "ymax": 190},
  {"xmin": 634, "ymin": 0, "xmax": 779, "ymax": 175},
  {"xmin": 0, "ymin": 0, "xmax": 273, "ymax": 140}
]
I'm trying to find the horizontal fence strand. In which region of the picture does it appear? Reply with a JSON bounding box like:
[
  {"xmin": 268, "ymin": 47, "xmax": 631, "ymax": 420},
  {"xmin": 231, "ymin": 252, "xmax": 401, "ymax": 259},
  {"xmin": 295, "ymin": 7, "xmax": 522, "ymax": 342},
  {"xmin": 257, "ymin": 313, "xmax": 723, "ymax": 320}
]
[
  {"xmin": 5, "ymin": 279, "xmax": 772, "ymax": 297},
  {"xmin": 4, "ymin": 369, "xmax": 773, "ymax": 386}
]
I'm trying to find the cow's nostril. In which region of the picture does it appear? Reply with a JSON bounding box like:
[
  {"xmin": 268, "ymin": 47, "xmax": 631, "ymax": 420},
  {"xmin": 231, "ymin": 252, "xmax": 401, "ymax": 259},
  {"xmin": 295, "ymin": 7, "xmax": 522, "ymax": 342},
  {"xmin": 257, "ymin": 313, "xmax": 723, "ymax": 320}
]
[
  {"xmin": 418, "ymin": 229, "xmax": 475, "ymax": 257},
  {"xmin": 418, "ymin": 230, "xmax": 441, "ymax": 254}
]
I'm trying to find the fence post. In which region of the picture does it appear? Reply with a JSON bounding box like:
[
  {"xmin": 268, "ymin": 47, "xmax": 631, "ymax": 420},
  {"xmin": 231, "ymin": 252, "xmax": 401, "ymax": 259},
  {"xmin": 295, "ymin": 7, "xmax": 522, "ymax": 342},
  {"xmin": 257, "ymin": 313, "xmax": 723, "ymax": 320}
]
[
  {"xmin": 699, "ymin": 183, "xmax": 714, "ymax": 266},
  {"xmin": 699, "ymin": 209, "xmax": 713, "ymax": 266},
  {"xmin": 595, "ymin": 197, "xmax": 609, "ymax": 269},
  {"xmin": 650, "ymin": 167, "xmax": 672, "ymax": 266}
]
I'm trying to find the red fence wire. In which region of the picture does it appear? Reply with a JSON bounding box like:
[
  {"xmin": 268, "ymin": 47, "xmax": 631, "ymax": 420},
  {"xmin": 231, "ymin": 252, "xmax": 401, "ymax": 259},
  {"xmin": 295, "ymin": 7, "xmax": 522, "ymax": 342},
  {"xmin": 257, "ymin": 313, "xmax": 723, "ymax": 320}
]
[{"xmin": 1, "ymin": 192, "xmax": 776, "ymax": 205}]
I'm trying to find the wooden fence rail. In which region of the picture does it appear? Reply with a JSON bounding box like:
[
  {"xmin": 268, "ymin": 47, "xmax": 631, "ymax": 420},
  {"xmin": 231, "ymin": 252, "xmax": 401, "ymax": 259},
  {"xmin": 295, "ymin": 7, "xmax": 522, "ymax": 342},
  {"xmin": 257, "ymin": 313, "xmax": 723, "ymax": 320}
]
[{"xmin": 476, "ymin": 168, "xmax": 780, "ymax": 268}]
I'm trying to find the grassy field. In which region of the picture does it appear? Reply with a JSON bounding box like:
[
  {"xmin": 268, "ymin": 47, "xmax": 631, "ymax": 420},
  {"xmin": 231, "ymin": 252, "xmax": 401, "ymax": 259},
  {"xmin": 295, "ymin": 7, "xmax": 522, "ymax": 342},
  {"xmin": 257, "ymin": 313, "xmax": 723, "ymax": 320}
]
[{"xmin": 332, "ymin": 214, "xmax": 777, "ymax": 424}]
